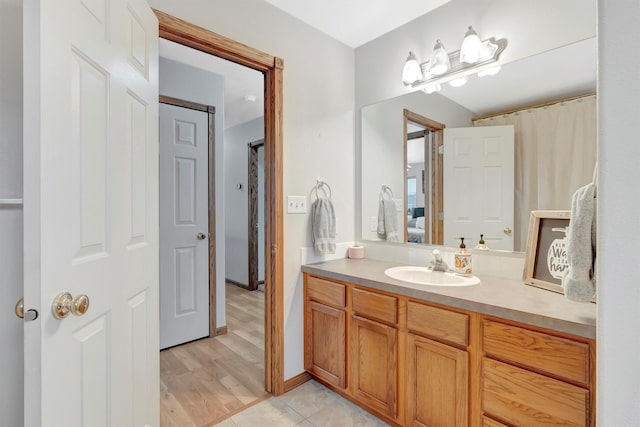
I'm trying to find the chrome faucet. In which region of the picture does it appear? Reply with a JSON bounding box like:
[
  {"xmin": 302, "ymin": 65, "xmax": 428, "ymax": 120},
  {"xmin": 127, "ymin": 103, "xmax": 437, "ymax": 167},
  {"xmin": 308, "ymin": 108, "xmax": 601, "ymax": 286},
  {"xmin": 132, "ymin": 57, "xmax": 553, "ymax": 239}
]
[{"xmin": 428, "ymin": 249, "xmax": 449, "ymax": 272}]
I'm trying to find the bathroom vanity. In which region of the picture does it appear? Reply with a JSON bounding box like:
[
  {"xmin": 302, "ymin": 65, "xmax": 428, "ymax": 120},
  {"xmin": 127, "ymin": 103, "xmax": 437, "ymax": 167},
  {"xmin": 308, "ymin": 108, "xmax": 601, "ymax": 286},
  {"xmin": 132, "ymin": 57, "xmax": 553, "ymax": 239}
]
[{"xmin": 301, "ymin": 258, "xmax": 596, "ymax": 427}]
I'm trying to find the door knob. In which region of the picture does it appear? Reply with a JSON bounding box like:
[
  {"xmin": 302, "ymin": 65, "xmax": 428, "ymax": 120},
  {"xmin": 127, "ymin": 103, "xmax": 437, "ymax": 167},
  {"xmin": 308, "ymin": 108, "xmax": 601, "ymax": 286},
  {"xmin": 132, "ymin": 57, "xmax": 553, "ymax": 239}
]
[
  {"xmin": 52, "ymin": 292, "xmax": 90, "ymax": 320},
  {"xmin": 197, "ymin": 232, "xmax": 207, "ymax": 240},
  {"xmin": 503, "ymin": 227, "xmax": 512, "ymax": 235},
  {"xmin": 15, "ymin": 297, "xmax": 39, "ymax": 321}
]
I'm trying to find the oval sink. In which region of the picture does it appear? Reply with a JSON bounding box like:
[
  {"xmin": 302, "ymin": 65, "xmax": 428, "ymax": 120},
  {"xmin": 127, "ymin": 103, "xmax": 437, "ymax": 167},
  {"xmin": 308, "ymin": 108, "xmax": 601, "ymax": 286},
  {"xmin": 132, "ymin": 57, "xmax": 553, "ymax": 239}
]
[{"xmin": 384, "ymin": 266, "xmax": 480, "ymax": 287}]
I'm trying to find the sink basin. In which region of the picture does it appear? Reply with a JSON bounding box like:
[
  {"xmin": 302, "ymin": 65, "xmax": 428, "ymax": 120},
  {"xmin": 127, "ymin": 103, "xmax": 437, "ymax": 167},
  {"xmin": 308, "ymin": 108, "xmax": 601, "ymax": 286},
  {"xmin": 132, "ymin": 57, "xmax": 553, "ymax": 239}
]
[{"xmin": 384, "ymin": 266, "xmax": 480, "ymax": 287}]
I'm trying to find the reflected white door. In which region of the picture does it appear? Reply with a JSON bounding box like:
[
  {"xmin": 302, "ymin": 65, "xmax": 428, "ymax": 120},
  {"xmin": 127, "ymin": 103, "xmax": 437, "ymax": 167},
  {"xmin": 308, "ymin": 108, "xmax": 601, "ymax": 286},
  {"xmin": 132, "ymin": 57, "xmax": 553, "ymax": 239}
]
[
  {"xmin": 159, "ymin": 103, "xmax": 209, "ymax": 350},
  {"xmin": 443, "ymin": 126, "xmax": 514, "ymax": 250},
  {"xmin": 23, "ymin": 0, "xmax": 159, "ymax": 426}
]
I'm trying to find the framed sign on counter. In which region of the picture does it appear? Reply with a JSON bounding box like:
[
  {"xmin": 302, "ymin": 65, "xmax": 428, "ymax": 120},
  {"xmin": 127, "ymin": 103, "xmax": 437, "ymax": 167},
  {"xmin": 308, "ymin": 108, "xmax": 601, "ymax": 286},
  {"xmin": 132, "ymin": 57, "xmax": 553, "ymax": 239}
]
[{"xmin": 523, "ymin": 210, "xmax": 571, "ymax": 294}]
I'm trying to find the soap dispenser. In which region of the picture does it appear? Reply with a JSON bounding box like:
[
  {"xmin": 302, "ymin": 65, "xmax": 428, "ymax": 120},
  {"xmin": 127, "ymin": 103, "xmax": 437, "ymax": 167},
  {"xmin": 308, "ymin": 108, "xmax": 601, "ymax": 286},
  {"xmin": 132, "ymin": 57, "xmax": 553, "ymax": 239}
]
[
  {"xmin": 454, "ymin": 238, "xmax": 472, "ymax": 276},
  {"xmin": 475, "ymin": 234, "xmax": 489, "ymax": 251}
]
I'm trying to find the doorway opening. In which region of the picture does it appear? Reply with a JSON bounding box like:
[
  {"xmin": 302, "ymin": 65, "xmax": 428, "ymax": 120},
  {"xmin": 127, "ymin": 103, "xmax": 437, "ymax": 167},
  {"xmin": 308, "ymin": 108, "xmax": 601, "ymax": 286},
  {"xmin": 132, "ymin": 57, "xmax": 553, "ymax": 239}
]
[
  {"xmin": 156, "ymin": 10, "xmax": 284, "ymax": 426},
  {"xmin": 248, "ymin": 140, "xmax": 265, "ymax": 292},
  {"xmin": 403, "ymin": 109, "xmax": 444, "ymax": 245}
]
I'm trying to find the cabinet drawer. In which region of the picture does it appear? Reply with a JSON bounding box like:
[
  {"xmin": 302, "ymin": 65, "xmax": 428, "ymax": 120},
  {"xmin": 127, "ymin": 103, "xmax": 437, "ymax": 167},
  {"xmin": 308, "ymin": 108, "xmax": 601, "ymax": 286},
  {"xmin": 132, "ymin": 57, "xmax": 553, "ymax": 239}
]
[
  {"xmin": 352, "ymin": 288, "xmax": 397, "ymax": 325},
  {"xmin": 482, "ymin": 416, "xmax": 508, "ymax": 427},
  {"xmin": 482, "ymin": 358, "xmax": 588, "ymax": 427},
  {"xmin": 483, "ymin": 319, "xmax": 589, "ymax": 386},
  {"xmin": 407, "ymin": 301, "xmax": 468, "ymax": 347},
  {"xmin": 306, "ymin": 275, "xmax": 346, "ymax": 308}
]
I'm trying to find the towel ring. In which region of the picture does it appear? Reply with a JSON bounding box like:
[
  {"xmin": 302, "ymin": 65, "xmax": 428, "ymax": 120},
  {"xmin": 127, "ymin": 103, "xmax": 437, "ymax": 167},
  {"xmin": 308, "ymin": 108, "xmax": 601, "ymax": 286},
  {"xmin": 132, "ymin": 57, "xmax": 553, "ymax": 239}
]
[
  {"xmin": 380, "ymin": 185, "xmax": 394, "ymax": 200},
  {"xmin": 315, "ymin": 180, "xmax": 332, "ymax": 199}
]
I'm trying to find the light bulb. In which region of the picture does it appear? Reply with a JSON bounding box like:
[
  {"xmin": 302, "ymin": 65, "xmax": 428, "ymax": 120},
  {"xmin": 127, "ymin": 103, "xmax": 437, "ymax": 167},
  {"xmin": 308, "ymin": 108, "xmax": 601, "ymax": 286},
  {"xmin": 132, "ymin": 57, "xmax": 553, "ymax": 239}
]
[
  {"xmin": 402, "ymin": 51, "xmax": 423, "ymax": 85},
  {"xmin": 422, "ymin": 83, "xmax": 441, "ymax": 94},
  {"xmin": 460, "ymin": 26, "xmax": 483, "ymax": 64},
  {"xmin": 429, "ymin": 40, "xmax": 450, "ymax": 75},
  {"xmin": 449, "ymin": 76, "xmax": 468, "ymax": 87}
]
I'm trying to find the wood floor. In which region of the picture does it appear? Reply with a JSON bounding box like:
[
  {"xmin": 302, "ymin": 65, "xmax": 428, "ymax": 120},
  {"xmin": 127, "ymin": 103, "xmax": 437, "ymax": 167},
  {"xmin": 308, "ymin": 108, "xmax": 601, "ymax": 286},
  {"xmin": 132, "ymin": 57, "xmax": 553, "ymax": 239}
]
[{"xmin": 160, "ymin": 283, "xmax": 267, "ymax": 427}]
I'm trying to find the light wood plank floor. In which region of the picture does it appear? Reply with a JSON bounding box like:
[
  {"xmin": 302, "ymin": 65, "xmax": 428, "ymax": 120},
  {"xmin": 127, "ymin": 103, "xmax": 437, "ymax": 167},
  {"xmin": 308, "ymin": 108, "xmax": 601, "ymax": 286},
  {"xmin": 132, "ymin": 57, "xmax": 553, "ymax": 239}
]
[{"xmin": 161, "ymin": 283, "xmax": 267, "ymax": 427}]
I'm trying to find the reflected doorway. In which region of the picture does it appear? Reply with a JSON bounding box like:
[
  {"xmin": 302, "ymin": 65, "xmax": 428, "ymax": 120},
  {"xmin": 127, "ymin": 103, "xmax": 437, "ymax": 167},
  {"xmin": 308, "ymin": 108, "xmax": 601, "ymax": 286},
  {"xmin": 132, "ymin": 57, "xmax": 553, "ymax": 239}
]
[{"xmin": 403, "ymin": 109, "xmax": 444, "ymax": 245}]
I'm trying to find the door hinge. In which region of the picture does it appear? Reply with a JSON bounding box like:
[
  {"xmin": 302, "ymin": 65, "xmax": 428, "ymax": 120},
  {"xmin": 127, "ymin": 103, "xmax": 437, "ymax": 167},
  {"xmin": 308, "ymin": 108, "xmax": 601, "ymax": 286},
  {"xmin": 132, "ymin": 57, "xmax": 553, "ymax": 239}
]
[
  {"xmin": 438, "ymin": 145, "xmax": 444, "ymax": 155},
  {"xmin": 438, "ymin": 212, "xmax": 444, "ymax": 220}
]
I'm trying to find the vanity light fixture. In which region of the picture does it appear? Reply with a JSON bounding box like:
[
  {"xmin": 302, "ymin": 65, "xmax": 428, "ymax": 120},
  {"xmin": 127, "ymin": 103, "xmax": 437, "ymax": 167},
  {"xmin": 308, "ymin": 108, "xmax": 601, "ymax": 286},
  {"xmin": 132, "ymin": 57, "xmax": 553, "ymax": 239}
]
[{"xmin": 403, "ymin": 27, "xmax": 507, "ymax": 94}]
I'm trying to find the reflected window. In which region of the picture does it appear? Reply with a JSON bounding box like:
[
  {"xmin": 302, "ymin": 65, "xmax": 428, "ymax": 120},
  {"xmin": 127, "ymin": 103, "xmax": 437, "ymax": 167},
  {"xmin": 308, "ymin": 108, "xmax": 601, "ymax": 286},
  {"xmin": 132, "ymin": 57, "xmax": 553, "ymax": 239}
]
[{"xmin": 407, "ymin": 177, "xmax": 417, "ymax": 209}]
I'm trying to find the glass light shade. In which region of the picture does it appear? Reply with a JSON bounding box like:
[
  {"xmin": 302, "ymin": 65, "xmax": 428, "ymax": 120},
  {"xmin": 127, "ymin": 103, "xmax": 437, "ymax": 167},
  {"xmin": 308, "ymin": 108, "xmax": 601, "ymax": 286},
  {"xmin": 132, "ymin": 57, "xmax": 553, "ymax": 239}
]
[
  {"xmin": 429, "ymin": 40, "xmax": 450, "ymax": 75},
  {"xmin": 477, "ymin": 65, "xmax": 501, "ymax": 77},
  {"xmin": 422, "ymin": 83, "xmax": 441, "ymax": 94},
  {"xmin": 460, "ymin": 26, "xmax": 483, "ymax": 64},
  {"xmin": 402, "ymin": 51, "xmax": 423, "ymax": 85},
  {"xmin": 449, "ymin": 76, "xmax": 468, "ymax": 87}
]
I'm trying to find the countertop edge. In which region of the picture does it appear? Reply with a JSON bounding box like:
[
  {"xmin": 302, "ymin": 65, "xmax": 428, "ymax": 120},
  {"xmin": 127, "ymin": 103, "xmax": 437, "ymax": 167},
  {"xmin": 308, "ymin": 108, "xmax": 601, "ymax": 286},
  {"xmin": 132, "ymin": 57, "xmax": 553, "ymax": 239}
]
[{"xmin": 302, "ymin": 261, "xmax": 596, "ymax": 340}]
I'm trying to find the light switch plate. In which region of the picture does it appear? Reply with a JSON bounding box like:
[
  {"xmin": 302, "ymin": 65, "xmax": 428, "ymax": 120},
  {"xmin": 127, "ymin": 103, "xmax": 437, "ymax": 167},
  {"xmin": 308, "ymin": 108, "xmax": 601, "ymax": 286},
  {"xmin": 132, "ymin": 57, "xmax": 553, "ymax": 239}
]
[{"xmin": 287, "ymin": 195, "xmax": 307, "ymax": 214}]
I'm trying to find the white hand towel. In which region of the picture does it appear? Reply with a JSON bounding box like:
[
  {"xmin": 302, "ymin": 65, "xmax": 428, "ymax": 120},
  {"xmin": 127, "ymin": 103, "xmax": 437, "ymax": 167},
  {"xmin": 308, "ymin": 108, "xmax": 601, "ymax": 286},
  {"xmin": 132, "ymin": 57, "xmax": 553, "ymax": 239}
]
[
  {"xmin": 311, "ymin": 197, "xmax": 336, "ymax": 255},
  {"xmin": 377, "ymin": 198, "xmax": 399, "ymax": 242},
  {"xmin": 562, "ymin": 183, "xmax": 596, "ymax": 302}
]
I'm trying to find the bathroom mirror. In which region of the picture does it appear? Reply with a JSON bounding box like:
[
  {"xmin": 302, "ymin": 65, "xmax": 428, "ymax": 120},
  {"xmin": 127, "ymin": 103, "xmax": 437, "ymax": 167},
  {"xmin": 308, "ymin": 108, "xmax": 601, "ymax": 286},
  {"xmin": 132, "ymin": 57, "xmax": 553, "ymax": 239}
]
[{"xmin": 360, "ymin": 9, "xmax": 597, "ymax": 253}]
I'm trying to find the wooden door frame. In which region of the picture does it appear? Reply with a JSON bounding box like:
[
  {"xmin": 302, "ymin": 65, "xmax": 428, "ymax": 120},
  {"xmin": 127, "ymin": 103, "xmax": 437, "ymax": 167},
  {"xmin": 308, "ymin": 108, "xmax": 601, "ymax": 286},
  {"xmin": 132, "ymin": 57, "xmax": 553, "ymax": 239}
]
[
  {"xmin": 156, "ymin": 10, "xmax": 285, "ymax": 395},
  {"xmin": 248, "ymin": 139, "xmax": 265, "ymax": 292},
  {"xmin": 158, "ymin": 95, "xmax": 220, "ymax": 337},
  {"xmin": 403, "ymin": 109, "xmax": 445, "ymax": 245}
]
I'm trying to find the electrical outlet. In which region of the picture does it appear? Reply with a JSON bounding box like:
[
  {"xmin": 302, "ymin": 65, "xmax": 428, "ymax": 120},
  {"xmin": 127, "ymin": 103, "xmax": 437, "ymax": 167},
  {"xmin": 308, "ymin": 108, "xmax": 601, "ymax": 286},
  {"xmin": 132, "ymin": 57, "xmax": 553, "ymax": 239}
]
[
  {"xmin": 371, "ymin": 216, "xmax": 378, "ymax": 232},
  {"xmin": 287, "ymin": 195, "xmax": 307, "ymax": 214}
]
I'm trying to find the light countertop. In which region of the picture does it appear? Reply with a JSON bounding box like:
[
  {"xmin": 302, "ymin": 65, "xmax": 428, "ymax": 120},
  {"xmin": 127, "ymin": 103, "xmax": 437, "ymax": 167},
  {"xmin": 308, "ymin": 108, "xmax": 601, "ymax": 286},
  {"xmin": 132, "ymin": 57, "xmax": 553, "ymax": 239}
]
[{"xmin": 301, "ymin": 258, "xmax": 596, "ymax": 339}]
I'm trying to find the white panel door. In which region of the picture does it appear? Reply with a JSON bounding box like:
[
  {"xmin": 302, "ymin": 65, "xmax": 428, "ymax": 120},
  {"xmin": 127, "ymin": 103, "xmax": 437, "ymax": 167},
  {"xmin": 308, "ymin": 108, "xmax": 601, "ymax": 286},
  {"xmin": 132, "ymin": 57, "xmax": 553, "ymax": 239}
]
[
  {"xmin": 159, "ymin": 103, "xmax": 209, "ymax": 350},
  {"xmin": 443, "ymin": 126, "xmax": 514, "ymax": 250},
  {"xmin": 23, "ymin": 0, "xmax": 159, "ymax": 426}
]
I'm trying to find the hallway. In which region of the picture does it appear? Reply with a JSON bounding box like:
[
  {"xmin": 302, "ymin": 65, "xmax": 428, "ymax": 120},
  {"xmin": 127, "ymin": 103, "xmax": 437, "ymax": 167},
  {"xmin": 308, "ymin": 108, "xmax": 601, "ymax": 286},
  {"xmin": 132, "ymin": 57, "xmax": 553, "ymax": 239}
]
[{"xmin": 160, "ymin": 283, "xmax": 267, "ymax": 426}]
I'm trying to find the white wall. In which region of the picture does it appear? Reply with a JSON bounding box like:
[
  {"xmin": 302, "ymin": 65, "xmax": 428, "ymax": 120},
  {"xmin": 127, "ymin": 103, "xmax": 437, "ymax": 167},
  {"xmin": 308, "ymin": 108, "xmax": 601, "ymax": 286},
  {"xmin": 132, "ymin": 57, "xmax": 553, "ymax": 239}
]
[
  {"xmin": 597, "ymin": 0, "xmax": 640, "ymax": 423},
  {"xmin": 149, "ymin": 0, "xmax": 355, "ymax": 379},
  {"xmin": 159, "ymin": 57, "xmax": 227, "ymax": 327},
  {"xmin": 0, "ymin": 0, "xmax": 23, "ymax": 424},
  {"xmin": 224, "ymin": 117, "xmax": 264, "ymax": 285}
]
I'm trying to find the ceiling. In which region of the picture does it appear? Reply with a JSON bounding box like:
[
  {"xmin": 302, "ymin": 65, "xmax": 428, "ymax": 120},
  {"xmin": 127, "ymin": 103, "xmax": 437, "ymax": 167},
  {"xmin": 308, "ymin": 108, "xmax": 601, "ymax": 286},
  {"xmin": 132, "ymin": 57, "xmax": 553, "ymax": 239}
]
[{"xmin": 263, "ymin": 0, "xmax": 452, "ymax": 48}]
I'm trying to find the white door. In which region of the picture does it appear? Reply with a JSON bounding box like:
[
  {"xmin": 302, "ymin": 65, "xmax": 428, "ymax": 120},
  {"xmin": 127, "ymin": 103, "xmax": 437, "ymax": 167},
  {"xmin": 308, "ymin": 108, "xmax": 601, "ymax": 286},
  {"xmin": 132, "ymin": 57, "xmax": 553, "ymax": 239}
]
[
  {"xmin": 159, "ymin": 103, "xmax": 209, "ymax": 350},
  {"xmin": 23, "ymin": 0, "xmax": 159, "ymax": 426},
  {"xmin": 443, "ymin": 126, "xmax": 514, "ymax": 250}
]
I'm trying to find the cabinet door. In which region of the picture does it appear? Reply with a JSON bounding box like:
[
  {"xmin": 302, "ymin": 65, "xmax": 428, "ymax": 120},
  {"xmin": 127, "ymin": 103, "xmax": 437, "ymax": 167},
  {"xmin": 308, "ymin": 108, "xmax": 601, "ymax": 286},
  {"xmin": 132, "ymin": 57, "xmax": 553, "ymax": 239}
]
[
  {"xmin": 304, "ymin": 301, "xmax": 346, "ymax": 388},
  {"xmin": 350, "ymin": 315, "xmax": 398, "ymax": 419},
  {"xmin": 406, "ymin": 334, "xmax": 468, "ymax": 427}
]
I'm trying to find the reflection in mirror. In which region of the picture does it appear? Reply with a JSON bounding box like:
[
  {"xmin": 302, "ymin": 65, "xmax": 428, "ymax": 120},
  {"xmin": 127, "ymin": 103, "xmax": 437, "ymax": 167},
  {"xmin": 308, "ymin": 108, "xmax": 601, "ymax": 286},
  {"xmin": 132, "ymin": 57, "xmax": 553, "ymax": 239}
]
[
  {"xmin": 403, "ymin": 110, "xmax": 444, "ymax": 246},
  {"xmin": 362, "ymin": 93, "xmax": 597, "ymax": 251}
]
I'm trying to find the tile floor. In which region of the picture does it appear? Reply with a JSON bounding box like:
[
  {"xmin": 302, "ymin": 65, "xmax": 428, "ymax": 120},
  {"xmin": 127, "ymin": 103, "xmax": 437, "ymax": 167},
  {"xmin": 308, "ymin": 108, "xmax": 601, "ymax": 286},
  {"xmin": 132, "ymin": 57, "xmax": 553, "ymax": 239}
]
[{"xmin": 214, "ymin": 380, "xmax": 390, "ymax": 426}]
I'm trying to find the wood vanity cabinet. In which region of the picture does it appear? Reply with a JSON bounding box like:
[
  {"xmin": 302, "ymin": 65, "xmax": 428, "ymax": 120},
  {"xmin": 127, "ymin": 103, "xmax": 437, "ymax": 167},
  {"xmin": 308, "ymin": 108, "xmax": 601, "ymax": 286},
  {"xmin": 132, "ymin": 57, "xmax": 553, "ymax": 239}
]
[
  {"xmin": 302, "ymin": 273, "xmax": 596, "ymax": 427},
  {"xmin": 303, "ymin": 276, "xmax": 347, "ymax": 388}
]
